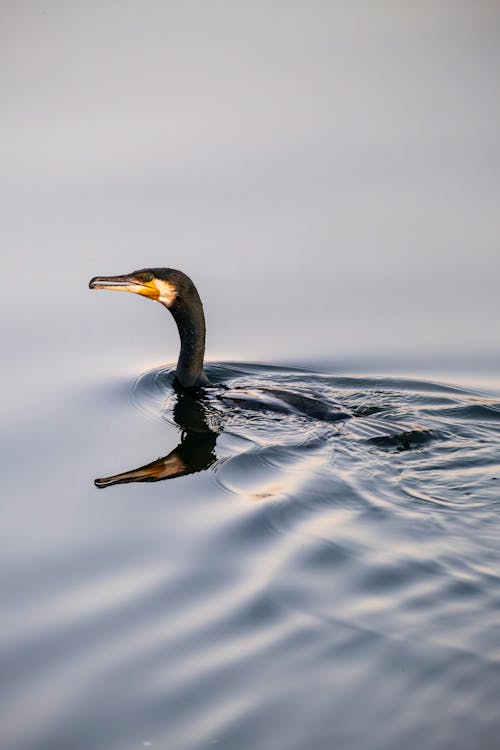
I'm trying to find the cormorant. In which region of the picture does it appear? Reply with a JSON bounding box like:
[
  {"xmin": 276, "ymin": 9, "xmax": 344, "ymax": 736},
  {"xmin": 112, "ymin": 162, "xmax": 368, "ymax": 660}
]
[
  {"xmin": 89, "ymin": 267, "xmax": 351, "ymax": 420},
  {"xmin": 89, "ymin": 268, "xmax": 425, "ymax": 487}
]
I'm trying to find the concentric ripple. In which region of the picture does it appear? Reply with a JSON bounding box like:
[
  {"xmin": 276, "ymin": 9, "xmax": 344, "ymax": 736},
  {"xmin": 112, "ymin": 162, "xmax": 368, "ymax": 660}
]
[
  {"xmin": 126, "ymin": 363, "xmax": 500, "ymax": 748},
  {"xmin": 128, "ymin": 361, "xmax": 500, "ymax": 516}
]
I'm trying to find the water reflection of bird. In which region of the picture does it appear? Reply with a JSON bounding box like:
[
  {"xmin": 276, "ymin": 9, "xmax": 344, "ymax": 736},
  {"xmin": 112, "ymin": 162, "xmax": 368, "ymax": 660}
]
[
  {"xmin": 94, "ymin": 381, "xmax": 218, "ymax": 488},
  {"xmin": 89, "ymin": 268, "xmax": 425, "ymax": 487}
]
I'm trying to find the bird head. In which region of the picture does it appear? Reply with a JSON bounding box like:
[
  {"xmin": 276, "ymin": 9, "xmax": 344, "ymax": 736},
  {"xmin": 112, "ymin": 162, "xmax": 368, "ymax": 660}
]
[{"xmin": 89, "ymin": 268, "xmax": 195, "ymax": 308}]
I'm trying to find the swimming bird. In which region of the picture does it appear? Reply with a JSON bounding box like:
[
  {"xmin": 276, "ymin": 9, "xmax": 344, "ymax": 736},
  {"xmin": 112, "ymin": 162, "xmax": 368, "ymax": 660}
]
[
  {"xmin": 89, "ymin": 268, "xmax": 429, "ymax": 487},
  {"xmin": 89, "ymin": 267, "xmax": 353, "ymax": 421},
  {"xmin": 89, "ymin": 267, "xmax": 426, "ymax": 450}
]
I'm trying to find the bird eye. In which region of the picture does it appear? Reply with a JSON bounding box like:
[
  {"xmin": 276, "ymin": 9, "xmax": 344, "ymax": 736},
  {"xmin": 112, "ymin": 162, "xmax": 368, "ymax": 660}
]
[{"xmin": 144, "ymin": 273, "xmax": 153, "ymax": 282}]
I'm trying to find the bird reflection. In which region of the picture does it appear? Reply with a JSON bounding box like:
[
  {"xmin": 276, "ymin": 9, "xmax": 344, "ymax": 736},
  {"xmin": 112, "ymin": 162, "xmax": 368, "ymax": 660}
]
[{"xmin": 94, "ymin": 383, "xmax": 219, "ymax": 488}]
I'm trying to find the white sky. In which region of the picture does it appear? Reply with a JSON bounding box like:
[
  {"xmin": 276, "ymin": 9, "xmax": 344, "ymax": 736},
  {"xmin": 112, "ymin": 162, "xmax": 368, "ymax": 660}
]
[{"xmin": 1, "ymin": 0, "xmax": 499, "ymax": 368}]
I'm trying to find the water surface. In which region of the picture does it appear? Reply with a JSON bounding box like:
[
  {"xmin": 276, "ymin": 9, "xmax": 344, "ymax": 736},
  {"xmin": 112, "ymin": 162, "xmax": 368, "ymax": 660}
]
[{"xmin": 2, "ymin": 358, "xmax": 500, "ymax": 750}]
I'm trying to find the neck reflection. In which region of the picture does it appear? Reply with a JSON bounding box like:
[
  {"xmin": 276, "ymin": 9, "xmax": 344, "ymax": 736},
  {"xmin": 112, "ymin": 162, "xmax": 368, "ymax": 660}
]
[{"xmin": 94, "ymin": 383, "xmax": 219, "ymax": 488}]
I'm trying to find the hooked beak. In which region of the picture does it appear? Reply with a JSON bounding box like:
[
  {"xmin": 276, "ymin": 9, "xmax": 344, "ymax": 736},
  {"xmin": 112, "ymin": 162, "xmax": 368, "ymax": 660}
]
[{"xmin": 89, "ymin": 274, "xmax": 158, "ymax": 299}]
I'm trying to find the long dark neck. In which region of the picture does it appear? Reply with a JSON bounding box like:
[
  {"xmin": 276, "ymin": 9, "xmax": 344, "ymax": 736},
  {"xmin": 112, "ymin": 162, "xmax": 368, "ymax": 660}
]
[{"xmin": 168, "ymin": 290, "xmax": 209, "ymax": 389}]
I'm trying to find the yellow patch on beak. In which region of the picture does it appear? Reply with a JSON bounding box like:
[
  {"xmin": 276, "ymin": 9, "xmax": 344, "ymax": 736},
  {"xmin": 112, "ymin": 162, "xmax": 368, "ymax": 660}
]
[{"xmin": 135, "ymin": 282, "xmax": 160, "ymax": 300}]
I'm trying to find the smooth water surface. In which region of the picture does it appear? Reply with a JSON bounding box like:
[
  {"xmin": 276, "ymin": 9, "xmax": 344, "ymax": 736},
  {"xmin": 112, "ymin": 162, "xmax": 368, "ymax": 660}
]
[{"xmin": 2, "ymin": 359, "xmax": 500, "ymax": 750}]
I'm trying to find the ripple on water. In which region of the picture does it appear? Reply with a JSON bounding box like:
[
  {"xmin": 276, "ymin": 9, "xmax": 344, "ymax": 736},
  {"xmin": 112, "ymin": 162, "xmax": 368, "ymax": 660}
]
[
  {"xmin": 6, "ymin": 362, "xmax": 500, "ymax": 750},
  {"xmin": 129, "ymin": 361, "xmax": 500, "ymax": 635}
]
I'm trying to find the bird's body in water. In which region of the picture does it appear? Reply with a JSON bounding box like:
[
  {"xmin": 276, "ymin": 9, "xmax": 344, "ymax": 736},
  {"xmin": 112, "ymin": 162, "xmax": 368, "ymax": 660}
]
[{"xmin": 89, "ymin": 267, "xmax": 426, "ymax": 486}]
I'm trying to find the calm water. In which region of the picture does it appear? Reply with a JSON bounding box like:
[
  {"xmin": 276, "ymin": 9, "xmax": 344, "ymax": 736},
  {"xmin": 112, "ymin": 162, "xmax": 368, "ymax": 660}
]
[{"xmin": 2, "ymin": 353, "xmax": 500, "ymax": 750}]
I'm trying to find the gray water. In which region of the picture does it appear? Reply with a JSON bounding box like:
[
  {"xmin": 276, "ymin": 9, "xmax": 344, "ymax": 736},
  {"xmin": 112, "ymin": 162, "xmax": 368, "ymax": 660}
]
[
  {"xmin": 3, "ymin": 347, "xmax": 500, "ymax": 750},
  {"xmin": 2, "ymin": 2, "xmax": 500, "ymax": 749}
]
